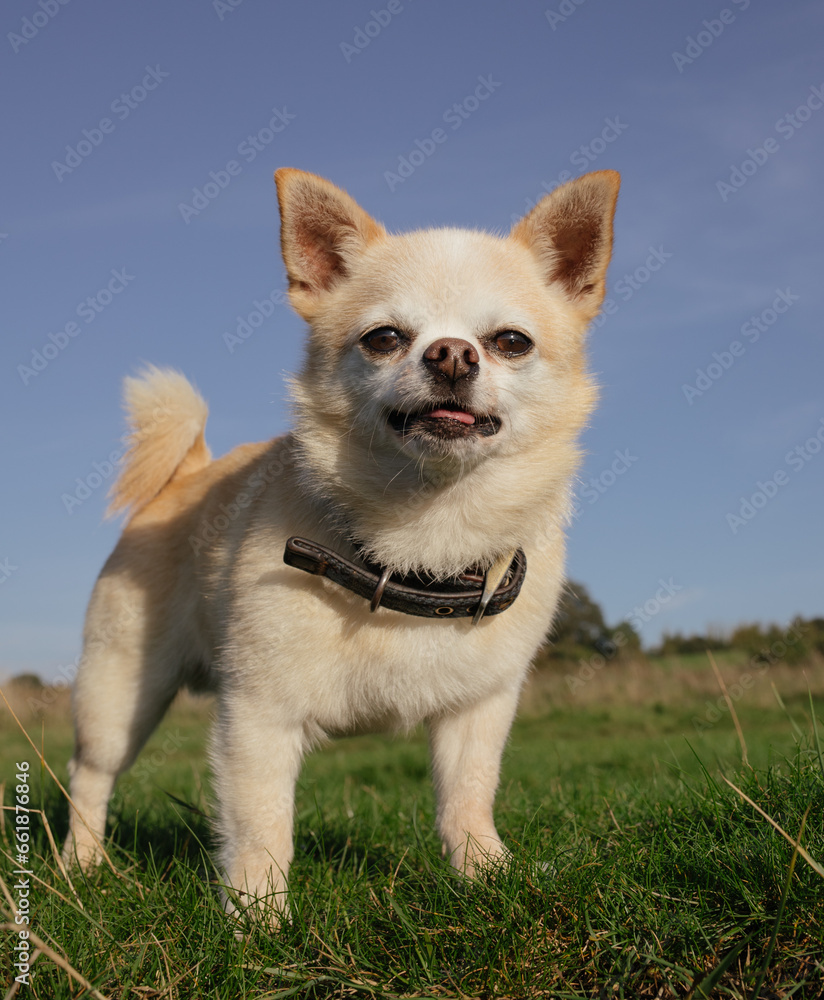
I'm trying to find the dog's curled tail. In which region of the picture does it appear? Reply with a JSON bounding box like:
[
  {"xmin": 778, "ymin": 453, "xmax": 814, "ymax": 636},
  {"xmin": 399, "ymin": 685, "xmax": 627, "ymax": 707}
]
[{"xmin": 107, "ymin": 365, "xmax": 211, "ymax": 519}]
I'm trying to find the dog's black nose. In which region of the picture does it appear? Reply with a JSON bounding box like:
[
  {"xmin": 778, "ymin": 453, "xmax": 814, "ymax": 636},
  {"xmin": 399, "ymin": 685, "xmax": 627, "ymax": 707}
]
[{"xmin": 422, "ymin": 338, "xmax": 479, "ymax": 385}]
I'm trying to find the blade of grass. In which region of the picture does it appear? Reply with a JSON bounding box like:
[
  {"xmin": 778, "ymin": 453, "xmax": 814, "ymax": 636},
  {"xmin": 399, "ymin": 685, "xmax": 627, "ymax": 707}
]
[
  {"xmin": 807, "ymin": 686, "xmax": 824, "ymax": 782},
  {"xmin": 688, "ymin": 933, "xmax": 753, "ymax": 999},
  {"xmin": 708, "ymin": 651, "xmax": 749, "ymax": 767},
  {"xmin": 771, "ymin": 684, "xmax": 805, "ymax": 741},
  {"xmin": 721, "ymin": 775, "xmax": 824, "ymax": 877},
  {"xmin": 750, "ymin": 806, "xmax": 809, "ymax": 1000},
  {"xmin": 36, "ymin": 807, "xmax": 84, "ymax": 908},
  {"xmin": 162, "ymin": 788, "xmax": 209, "ymax": 817}
]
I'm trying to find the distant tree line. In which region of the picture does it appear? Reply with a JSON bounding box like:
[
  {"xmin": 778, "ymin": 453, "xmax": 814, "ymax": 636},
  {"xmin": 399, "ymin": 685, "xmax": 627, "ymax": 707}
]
[
  {"xmin": 545, "ymin": 582, "xmax": 823, "ymax": 666},
  {"xmin": 654, "ymin": 617, "xmax": 824, "ymax": 665}
]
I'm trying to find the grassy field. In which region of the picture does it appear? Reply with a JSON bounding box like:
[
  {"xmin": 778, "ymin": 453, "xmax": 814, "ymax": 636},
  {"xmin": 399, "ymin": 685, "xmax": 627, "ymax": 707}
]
[{"xmin": 1, "ymin": 657, "xmax": 823, "ymax": 999}]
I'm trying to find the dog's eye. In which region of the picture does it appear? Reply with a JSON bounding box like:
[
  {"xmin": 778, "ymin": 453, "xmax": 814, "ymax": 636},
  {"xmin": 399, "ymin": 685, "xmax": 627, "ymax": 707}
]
[
  {"xmin": 362, "ymin": 327, "xmax": 403, "ymax": 353},
  {"xmin": 493, "ymin": 330, "xmax": 532, "ymax": 356}
]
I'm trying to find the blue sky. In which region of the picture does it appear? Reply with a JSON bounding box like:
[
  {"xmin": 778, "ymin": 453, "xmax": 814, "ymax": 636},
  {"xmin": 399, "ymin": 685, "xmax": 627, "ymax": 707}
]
[{"xmin": 2, "ymin": 0, "xmax": 822, "ymax": 681}]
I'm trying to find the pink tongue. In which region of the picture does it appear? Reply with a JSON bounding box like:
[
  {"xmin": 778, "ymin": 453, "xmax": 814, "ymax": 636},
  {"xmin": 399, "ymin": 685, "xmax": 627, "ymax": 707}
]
[{"xmin": 427, "ymin": 408, "xmax": 475, "ymax": 425}]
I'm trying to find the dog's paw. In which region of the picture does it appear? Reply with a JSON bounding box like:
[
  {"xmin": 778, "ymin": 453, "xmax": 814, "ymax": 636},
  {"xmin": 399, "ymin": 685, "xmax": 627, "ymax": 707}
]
[
  {"xmin": 447, "ymin": 836, "xmax": 512, "ymax": 879},
  {"xmin": 222, "ymin": 886, "xmax": 291, "ymax": 938},
  {"xmin": 61, "ymin": 833, "xmax": 105, "ymax": 872}
]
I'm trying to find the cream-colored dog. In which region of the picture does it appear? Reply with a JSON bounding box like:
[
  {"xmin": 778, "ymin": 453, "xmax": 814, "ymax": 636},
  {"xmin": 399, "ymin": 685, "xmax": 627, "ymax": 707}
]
[{"xmin": 63, "ymin": 168, "xmax": 619, "ymax": 923}]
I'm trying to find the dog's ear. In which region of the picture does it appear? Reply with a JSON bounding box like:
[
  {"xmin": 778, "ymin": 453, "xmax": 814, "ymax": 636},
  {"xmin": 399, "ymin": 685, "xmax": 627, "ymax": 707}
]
[
  {"xmin": 510, "ymin": 170, "xmax": 620, "ymax": 319},
  {"xmin": 275, "ymin": 169, "xmax": 386, "ymax": 317}
]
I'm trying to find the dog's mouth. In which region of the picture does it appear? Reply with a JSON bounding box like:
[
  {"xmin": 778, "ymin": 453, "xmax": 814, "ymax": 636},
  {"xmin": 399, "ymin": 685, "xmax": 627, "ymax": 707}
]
[{"xmin": 387, "ymin": 406, "xmax": 501, "ymax": 440}]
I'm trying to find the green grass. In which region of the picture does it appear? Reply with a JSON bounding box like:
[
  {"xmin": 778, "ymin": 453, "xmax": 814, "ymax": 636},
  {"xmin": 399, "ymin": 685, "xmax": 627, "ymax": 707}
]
[
  {"xmin": 1, "ymin": 688, "xmax": 823, "ymax": 998},
  {"xmin": 647, "ymin": 649, "xmax": 745, "ymax": 673}
]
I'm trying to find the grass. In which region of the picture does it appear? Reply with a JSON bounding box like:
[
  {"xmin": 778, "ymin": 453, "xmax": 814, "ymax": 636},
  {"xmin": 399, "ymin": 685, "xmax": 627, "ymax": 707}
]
[{"xmin": 1, "ymin": 660, "xmax": 823, "ymax": 998}]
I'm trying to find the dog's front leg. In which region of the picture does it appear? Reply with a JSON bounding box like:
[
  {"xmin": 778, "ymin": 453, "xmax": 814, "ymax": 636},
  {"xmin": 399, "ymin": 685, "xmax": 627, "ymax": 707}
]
[
  {"xmin": 212, "ymin": 692, "xmax": 305, "ymax": 929},
  {"xmin": 427, "ymin": 683, "xmax": 521, "ymax": 875}
]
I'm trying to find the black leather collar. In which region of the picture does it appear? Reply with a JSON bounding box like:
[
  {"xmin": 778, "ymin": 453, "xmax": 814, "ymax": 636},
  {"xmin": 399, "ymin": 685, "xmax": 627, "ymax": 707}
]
[{"xmin": 283, "ymin": 537, "xmax": 526, "ymax": 622}]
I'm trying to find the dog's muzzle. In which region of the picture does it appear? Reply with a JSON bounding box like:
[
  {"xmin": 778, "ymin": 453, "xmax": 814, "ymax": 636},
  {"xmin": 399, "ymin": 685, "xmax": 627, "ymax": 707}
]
[{"xmin": 283, "ymin": 537, "xmax": 526, "ymax": 623}]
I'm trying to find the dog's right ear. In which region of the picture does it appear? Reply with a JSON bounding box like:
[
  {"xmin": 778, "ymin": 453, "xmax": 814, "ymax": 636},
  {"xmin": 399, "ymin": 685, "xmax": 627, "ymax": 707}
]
[{"xmin": 275, "ymin": 169, "xmax": 386, "ymax": 318}]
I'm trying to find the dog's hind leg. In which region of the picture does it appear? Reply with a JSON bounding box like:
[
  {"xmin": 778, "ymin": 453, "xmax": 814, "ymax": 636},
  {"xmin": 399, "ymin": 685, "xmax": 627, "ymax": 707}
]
[
  {"xmin": 62, "ymin": 581, "xmax": 182, "ymax": 869},
  {"xmin": 428, "ymin": 684, "xmax": 521, "ymax": 876},
  {"xmin": 63, "ymin": 365, "xmax": 211, "ymax": 868}
]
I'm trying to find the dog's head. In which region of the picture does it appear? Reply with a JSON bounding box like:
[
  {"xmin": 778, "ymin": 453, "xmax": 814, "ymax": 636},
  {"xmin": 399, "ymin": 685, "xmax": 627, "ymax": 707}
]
[
  {"xmin": 277, "ymin": 168, "xmax": 618, "ymax": 463},
  {"xmin": 275, "ymin": 168, "xmax": 619, "ymax": 572}
]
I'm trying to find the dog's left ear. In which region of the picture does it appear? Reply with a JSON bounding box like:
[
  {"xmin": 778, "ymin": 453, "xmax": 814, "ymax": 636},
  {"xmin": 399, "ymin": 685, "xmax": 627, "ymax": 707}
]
[
  {"xmin": 510, "ymin": 170, "xmax": 620, "ymax": 319},
  {"xmin": 275, "ymin": 168, "xmax": 386, "ymax": 318}
]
